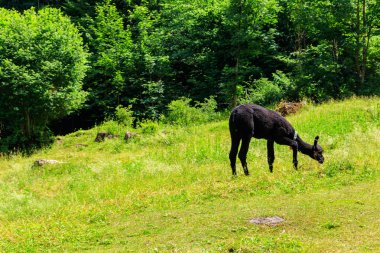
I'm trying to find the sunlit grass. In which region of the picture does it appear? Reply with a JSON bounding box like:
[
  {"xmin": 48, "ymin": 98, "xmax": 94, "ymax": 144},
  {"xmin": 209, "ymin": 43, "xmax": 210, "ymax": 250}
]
[{"xmin": 0, "ymin": 97, "xmax": 379, "ymax": 252}]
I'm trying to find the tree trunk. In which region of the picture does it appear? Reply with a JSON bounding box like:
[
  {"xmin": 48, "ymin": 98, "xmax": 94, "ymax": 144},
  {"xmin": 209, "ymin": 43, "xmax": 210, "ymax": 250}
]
[
  {"xmin": 23, "ymin": 110, "xmax": 31, "ymax": 139},
  {"xmin": 355, "ymin": 0, "xmax": 361, "ymax": 86},
  {"xmin": 232, "ymin": 0, "xmax": 243, "ymax": 109},
  {"xmin": 361, "ymin": 0, "xmax": 367, "ymax": 86},
  {"xmin": 355, "ymin": 0, "xmax": 370, "ymax": 89}
]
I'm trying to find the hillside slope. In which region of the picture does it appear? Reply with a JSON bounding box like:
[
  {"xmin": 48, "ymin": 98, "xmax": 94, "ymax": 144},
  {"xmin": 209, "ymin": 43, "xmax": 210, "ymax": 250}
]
[{"xmin": 0, "ymin": 97, "xmax": 379, "ymax": 252}]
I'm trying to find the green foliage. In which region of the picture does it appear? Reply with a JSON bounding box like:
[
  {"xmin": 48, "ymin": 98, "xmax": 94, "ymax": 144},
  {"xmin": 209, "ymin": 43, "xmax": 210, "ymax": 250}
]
[
  {"xmin": 124, "ymin": 4, "xmax": 170, "ymax": 119},
  {"xmin": 82, "ymin": 1, "xmax": 170, "ymax": 121},
  {"xmin": 158, "ymin": 1, "xmax": 224, "ymax": 102},
  {"xmin": 165, "ymin": 97, "xmax": 219, "ymax": 126},
  {"xmin": 220, "ymin": 0, "xmax": 281, "ymax": 106},
  {"xmin": 114, "ymin": 105, "xmax": 134, "ymax": 129},
  {"xmin": 1, "ymin": 0, "xmax": 380, "ymax": 147},
  {"xmin": 84, "ymin": 0, "xmax": 134, "ymax": 118},
  {"xmin": 366, "ymin": 35, "xmax": 380, "ymax": 95},
  {"xmin": 97, "ymin": 120, "xmax": 124, "ymax": 137},
  {"xmin": 139, "ymin": 80, "xmax": 165, "ymax": 119},
  {"xmin": 250, "ymin": 78, "xmax": 283, "ymax": 105},
  {"xmin": 293, "ymin": 43, "xmax": 354, "ymax": 101},
  {"xmin": 166, "ymin": 98, "xmax": 202, "ymax": 126},
  {"xmin": 196, "ymin": 96, "xmax": 219, "ymax": 119},
  {"xmin": 139, "ymin": 120, "xmax": 159, "ymax": 134},
  {"xmin": 95, "ymin": 104, "xmax": 134, "ymax": 140},
  {"xmin": 0, "ymin": 7, "xmax": 88, "ymax": 151},
  {"xmin": 241, "ymin": 71, "xmax": 294, "ymax": 106},
  {"xmin": 282, "ymin": 0, "xmax": 380, "ymax": 100}
]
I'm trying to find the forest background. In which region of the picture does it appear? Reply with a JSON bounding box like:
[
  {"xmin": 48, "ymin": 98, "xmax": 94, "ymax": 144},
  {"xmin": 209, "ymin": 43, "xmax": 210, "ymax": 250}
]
[{"xmin": 0, "ymin": 0, "xmax": 379, "ymax": 151}]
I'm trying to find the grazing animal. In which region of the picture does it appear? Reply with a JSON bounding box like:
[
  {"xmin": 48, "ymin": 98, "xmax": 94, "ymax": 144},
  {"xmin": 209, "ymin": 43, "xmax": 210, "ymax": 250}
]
[{"xmin": 229, "ymin": 104, "xmax": 324, "ymax": 175}]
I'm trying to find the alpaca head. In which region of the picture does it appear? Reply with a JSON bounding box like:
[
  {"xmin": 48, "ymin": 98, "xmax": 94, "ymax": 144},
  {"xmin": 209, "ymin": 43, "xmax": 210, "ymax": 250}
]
[{"xmin": 311, "ymin": 136, "xmax": 324, "ymax": 164}]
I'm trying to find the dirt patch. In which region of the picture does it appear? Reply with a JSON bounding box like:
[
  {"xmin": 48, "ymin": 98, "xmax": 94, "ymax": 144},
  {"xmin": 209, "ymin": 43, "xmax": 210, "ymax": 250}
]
[{"xmin": 249, "ymin": 216, "xmax": 285, "ymax": 225}]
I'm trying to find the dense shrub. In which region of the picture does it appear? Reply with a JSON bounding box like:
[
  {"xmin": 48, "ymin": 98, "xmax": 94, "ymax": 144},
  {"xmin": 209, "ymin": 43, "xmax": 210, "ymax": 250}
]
[
  {"xmin": 96, "ymin": 120, "xmax": 124, "ymax": 137},
  {"xmin": 139, "ymin": 120, "xmax": 159, "ymax": 134},
  {"xmin": 94, "ymin": 105, "xmax": 135, "ymax": 138},
  {"xmin": 165, "ymin": 97, "xmax": 219, "ymax": 126},
  {"xmin": 115, "ymin": 105, "xmax": 134, "ymax": 129},
  {"xmin": 241, "ymin": 71, "xmax": 294, "ymax": 106}
]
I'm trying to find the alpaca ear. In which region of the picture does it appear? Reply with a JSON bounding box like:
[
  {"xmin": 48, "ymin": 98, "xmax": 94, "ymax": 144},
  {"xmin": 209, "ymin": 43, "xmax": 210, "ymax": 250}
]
[{"xmin": 314, "ymin": 136, "xmax": 319, "ymax": 147}]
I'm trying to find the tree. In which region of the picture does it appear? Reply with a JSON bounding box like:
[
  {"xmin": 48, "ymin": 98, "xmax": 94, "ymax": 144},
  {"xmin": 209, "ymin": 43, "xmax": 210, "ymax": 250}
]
[
  {"xmin": 281, "ymin": 0, "xmax": 356, "ymax": 100},
  {"xmin": 353, "ymin": 0, "xmax": 380, "ymax": 88},
  {"xmin": 220, "ymin": 0, "xmax": 280, "ymax": 107},
  {"xmin": 280, "ymin": 0, "xmax": 380, "ymax": 98},
  {"xmin": 84, "ymin": 0, "xmax": 134, "ymax": 120},
  {"xmin": 158, "ymin": 0, "xmax": 223, "ymax": 104},
  {"xmin": 0, "ymin": 0, "xmax": 60, "ymax": 10},
  {"xmin": 0, "ymin": 8, "xmax": 88, "ymax": 150},
  {"xmin": 128, "ymin": 5, "xmax": 169, "ymax": 119}
]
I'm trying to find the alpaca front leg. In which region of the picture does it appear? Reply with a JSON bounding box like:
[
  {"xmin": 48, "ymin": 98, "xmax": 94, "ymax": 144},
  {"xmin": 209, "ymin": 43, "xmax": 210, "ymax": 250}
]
[
  {"xmin": 267, "ymin": 140, "xmax": 275, "ymax": 173},
  {"xmin": 292, "ymin": 143, "xmax": 298, "ymax": 170},
  {"xmin": 275, "ymin": 137, "xmax": 298, "ymax": 170}
]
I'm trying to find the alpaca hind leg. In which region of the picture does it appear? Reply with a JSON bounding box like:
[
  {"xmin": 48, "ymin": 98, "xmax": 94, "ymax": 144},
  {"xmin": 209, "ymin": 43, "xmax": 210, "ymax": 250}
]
[
  {"xmin": 238, "ymin": 136, "xmax": 251, "ymax": 176},
  {"xmin": 229, "ymin": 135, "xmax": 241, "ymax": 176}
]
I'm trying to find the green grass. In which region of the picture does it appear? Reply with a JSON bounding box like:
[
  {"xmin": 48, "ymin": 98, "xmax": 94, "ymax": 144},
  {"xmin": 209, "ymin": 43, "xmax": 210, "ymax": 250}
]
[{"xmin": 0, "ymin": 97, "xmax": 379, "ymax": 252}]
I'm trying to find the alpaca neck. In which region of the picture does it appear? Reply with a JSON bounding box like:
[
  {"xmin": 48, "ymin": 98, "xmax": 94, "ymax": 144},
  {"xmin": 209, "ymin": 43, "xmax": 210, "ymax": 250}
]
[{"xmin": 296, "ymin": 136, "xmax": 313, "ymax": 155}]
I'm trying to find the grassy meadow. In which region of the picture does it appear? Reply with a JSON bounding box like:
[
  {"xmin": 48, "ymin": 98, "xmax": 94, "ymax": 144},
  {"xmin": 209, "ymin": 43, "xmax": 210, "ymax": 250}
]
[{"xmin": 0, "ymin": 97, "xmax": 379, "ymax": 252}]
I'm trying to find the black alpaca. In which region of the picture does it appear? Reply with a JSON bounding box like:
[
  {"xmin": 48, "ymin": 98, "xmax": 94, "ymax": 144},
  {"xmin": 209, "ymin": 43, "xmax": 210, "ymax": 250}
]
[{"xmin": 229, "ymin": 104, "xmax": 324, "ymax": 175}]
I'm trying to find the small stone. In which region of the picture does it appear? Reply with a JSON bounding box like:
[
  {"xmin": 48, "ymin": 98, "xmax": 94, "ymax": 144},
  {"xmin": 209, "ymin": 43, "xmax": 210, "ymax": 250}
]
[
  {"xmin": 124, "ymin": 131, "xmax": 136, "ymax": 141},
  {"xmin": 95, "ymin": 132, "xmax": 120, "ymax": 142},
  {"xmin": 76, "ymin": 144, "xmax": 88, "ymax": 148},
  {"xmin": 95, "ymin": 132, "xmax": 108, "ymax": 142},
  {"xmin": 34, "ymin": 159, "xmax": 62, "ymax": 167}
]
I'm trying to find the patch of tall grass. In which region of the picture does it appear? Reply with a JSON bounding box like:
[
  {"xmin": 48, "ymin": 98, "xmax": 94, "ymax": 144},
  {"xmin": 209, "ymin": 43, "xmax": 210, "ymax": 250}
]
[{"xmin": 0, "ymin": 97, "xmax": 379, "ymax": 252}]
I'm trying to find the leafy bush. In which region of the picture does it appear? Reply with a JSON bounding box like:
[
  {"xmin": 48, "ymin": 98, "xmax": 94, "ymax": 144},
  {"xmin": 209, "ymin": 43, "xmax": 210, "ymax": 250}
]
[
  {"xmin": 93, "ymin": 105, "xmax": 135, "ymax": 139},
  {"xmin": 249, "ymin": 78, "xmax": 283, "ymax": 105},
  {"xmin": 196, "ymin": 96, "xmax": 220, "ymax": 121},
  {"xmin": 165, "ymin": 97, "xmax": 219, "ymax": 126},
  {"xmin": 115, "ymin": 105, "xmax": 134, "ymax": 129},
  {"xmin": 96, "ymin": 120, "xmax": 125, "ymax": 139},
  {"xmin": 139, "ymin": 120, "xmax": 159, "ymax": 134},
  {"xmin": 166, "ymin": 98, "xmax": 202, "ymax": 126},
  {"xmin": 242, "ymin": 71, "xmax": 294, "ymax": 106}
]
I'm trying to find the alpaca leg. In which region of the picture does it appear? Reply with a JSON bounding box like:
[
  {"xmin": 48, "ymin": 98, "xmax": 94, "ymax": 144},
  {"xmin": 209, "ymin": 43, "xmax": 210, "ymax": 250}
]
[
  {"xmin": 238, "ymin": 136, "xmax": 251, "ymax": 176},
  {"xmin": 267, "ymin": 140, "xmax": 275, "ymax": 173},
  {"xmin": 229, "ymin": 135, "xmax": 241, "ymax": 176},
  {"xmin": 275, "ymin": 137, "xmax": 298, "ymax": 170},
  {"xmin": 292, "ymin": 145, "xmax": 298, "ymax": 170}
]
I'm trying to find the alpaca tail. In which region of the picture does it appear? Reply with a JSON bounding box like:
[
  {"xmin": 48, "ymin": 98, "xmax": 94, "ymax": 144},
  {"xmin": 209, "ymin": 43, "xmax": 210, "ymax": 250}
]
[{"xmin": 229, "ymin": 110, "xmax": 239, "ymax": 133}]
